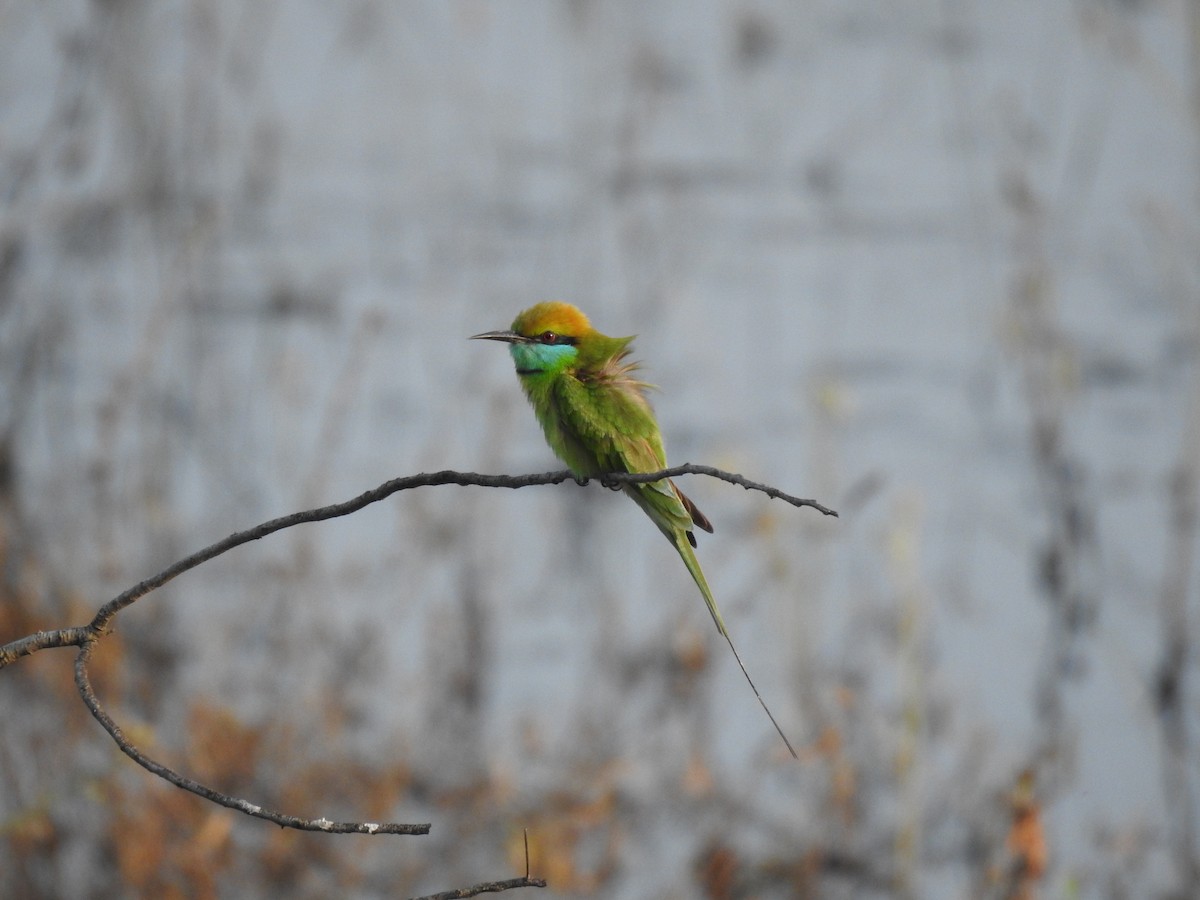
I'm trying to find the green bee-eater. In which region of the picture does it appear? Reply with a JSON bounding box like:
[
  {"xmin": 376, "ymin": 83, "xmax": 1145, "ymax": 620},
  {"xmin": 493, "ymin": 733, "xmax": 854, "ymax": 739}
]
[{"xmin": 473, "ymin": 301, "xmax": 796, "ymax": 757}]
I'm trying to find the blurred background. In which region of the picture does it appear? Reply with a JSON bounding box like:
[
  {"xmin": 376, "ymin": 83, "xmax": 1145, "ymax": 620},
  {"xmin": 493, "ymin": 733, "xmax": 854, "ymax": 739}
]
[{"xmin": 1, "ymin": 2, "xmax": 1197, "ymax": 898}]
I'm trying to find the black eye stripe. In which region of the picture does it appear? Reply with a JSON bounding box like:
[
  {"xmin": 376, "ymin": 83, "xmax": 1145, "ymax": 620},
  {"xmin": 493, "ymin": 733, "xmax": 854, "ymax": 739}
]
[{"xmin": 535, "ymin": 331, "xmax": 577, "ymax": 346}]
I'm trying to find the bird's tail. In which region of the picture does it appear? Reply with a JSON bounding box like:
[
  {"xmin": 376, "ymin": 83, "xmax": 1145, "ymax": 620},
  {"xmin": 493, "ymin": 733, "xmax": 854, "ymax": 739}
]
[
  {"xmin": 673, "ymin": 533, "xmax": 728, "ymax": 637},
  {"xmin": 672, "ymin": 531, "xmax": 798, "ymax": 759}
]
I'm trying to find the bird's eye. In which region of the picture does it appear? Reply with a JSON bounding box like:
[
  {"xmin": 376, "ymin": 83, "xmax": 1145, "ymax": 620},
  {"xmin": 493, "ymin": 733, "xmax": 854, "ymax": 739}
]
[{"xmin": 539, "ymin": 331, "xmax": 558, "ymax": 344}]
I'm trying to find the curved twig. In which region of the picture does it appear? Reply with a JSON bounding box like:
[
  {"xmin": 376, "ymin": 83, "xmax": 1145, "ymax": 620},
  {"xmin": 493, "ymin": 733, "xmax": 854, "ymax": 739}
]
[
  {"xmin": 1, "ymin": 465, "xmax": 834, "ymax": 892},
  {"xmin": 70, "ymin": 637, "xmax": 430, "ymax": 835},
  {"xmin": 408, "ymin": 829, "xmax": 546, "ymax": 899},
  {"xmin": 0, "ymin": 465, "xmax": 835, "ymax": 669},
  {"xmin": 593, "ymin": 463, "xmax": 840, "ymax": 518},
  {"xmin": 408, "ymin": 877, "xmax": 548, "ymax": 900}
]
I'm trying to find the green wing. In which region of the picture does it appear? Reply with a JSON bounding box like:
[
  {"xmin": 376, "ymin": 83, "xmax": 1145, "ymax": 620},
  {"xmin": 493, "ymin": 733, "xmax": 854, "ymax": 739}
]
[{"xmin": 552, "ymin": 375, "xmax": 709, "ymax": 539}]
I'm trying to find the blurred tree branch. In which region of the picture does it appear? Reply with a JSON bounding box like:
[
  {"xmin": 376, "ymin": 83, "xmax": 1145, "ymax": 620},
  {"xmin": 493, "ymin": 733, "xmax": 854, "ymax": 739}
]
[{"xmin": 0, "ymin": 466, "xmax": 834, "ymax": 895}]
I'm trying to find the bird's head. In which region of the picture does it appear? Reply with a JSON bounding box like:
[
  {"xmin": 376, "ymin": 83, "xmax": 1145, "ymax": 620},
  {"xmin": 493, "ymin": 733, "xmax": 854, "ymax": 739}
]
[{"xmin": 471, "ymin": 301, "xmax": 595, "ymax": 377}]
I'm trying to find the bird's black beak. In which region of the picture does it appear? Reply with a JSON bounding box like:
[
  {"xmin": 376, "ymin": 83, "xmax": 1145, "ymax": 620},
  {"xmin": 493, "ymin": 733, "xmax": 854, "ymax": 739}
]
[{"xmin": 470, "ymin": 330, "xmax": 526, "ymax": 343}]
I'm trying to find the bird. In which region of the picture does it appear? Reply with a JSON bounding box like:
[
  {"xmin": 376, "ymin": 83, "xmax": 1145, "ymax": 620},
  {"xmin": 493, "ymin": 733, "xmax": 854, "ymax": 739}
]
[{"xmin": 472, "ymin": 301, "xmax": 796, "ymax": 758}]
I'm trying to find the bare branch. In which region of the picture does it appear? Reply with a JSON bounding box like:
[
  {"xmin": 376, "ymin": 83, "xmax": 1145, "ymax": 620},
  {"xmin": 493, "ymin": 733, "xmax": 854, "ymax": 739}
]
[
  {"xmin": 594, "ymin": 463, "xmax": 840, "ymax": 519},
  {"xmin": 71, "ymin": 637, "xmax": 430, "ymax": 835},
  {"xmin": 408, "ymin": 875, "xmax": 548, "ymax": 900},
  {"xmin": 0, "ymin": 626, "xmax": 93, "ymax": 668},
  {"xmin": 0, "ymin": 466, "xmax": 836, "ymax": 669},
  {"xmin": 1, "ymin": 465, "xmax": 835, "ymax": 863}
]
